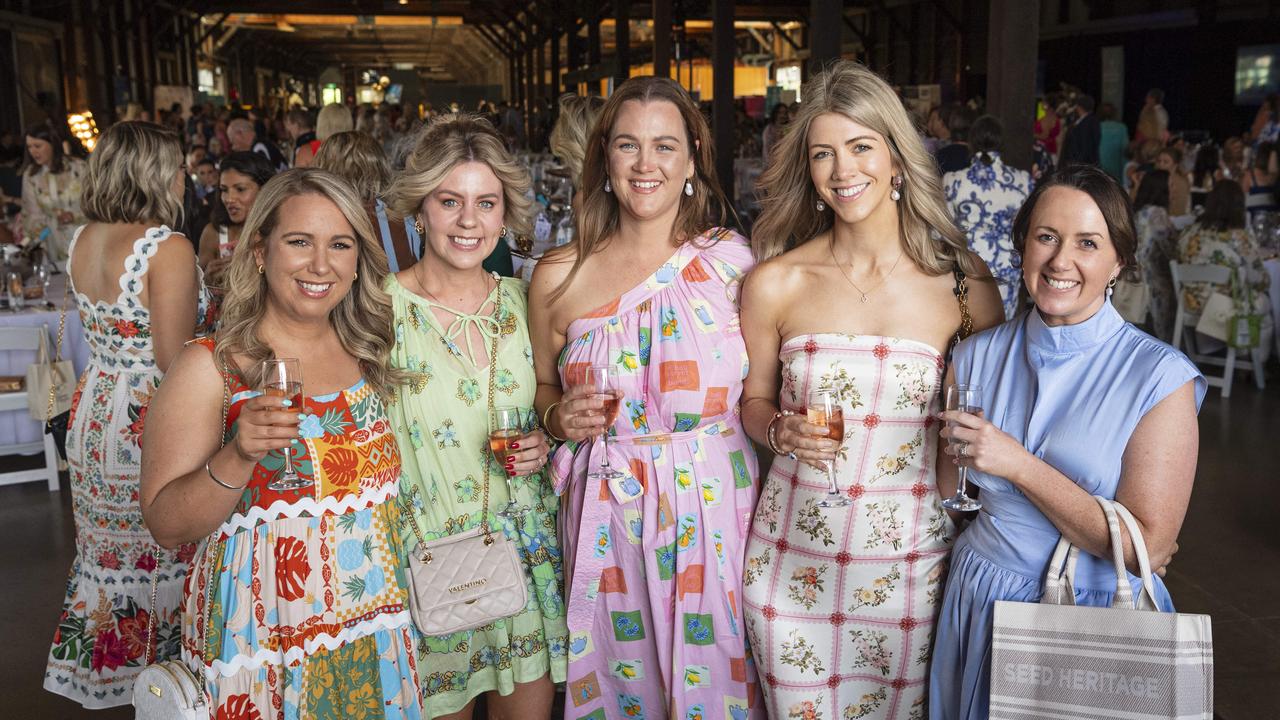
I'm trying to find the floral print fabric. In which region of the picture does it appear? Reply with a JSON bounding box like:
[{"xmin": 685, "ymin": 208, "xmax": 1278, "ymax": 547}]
[
  {"xmin": 743, "ymin": 334, "xmax": 954, "ymax": 720},
  {"xmin": 1176, "ymin": 224, "xmax": 1273, "ymax": 317},
  {"xmin": 1136, "ymin": 205, "xmax": 1179, "ymax": 341},
  {"xmin": 943, "ymin": 153, "xmax": 1033, "ymax": 319},
  {"xmin": 44, "ymin": 226, "xmax": 213, "ymax": 708},
  {"xmin": 386, "ymin": 275, "xmax": 568, "ymax": 717},
  {"xmin": 550, "ymin": 230, "xmax": 764, "ymax": 720},
  {"xmin": 179, "ymin": 338, "xmax": 422, "ymax": 720}
]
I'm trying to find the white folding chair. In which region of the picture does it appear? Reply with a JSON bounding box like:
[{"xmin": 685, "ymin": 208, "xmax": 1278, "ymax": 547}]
[
  {"xmin": 0, "ymin": 325, "xmax": 62, "ymax": 490},
  {"xmin": 1169, "ymin": 261, "xmax": 1267, "ymax": 398}
]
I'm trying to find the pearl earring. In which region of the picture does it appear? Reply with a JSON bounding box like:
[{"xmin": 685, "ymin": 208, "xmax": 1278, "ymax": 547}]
[
  {"xmin": 890, "ymin": 176, "xmax": 903, "ymax": 201},
  {"xmin": 684, "ymin": 179, "xmax": 694, "ymax": 196},
  {"xmin": 1106, "ymin": 275, "xmax": 1118, "ymax": 298},
  {"xmin": 816, "ymin": 199, "xmax": 826, "ymax": 211},
  {"xmin": 604, "ymin": 177, "xmax": 612, "ymax": 193}
]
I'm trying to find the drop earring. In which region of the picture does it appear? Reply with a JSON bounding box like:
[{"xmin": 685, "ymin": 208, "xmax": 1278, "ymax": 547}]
[
  {"xmin": 413, "ymin": 219, "xmax": 424, "ymax": 235},
  {"xmin": 604, "ymin": 177, "xmax": 612, "ymax": 193},
  {"xmin": 1106, "ymin": 275, "xmax": 1117, "ymax": 298},
  {"xmin": 890, "ymin": 176, "xmax": 903, "ymax": 201},
  {"xmin": 816, "ymin": 199, "xmax": 826, "ymax": 211},
  {"xmin": 684, "ymin": 179, "xmax": 694, "ymax": 196}
]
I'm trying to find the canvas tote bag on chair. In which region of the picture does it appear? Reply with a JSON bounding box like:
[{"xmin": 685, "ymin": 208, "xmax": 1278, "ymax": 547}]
[{"xmin": 989, "ymin": 496, "xmax": 1213, "ymax": 719}]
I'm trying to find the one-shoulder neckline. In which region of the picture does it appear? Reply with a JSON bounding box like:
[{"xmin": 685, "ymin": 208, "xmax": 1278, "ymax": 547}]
[{"xmin": 780, "ymin": 332, "xmax": 945, "ymax": 359}]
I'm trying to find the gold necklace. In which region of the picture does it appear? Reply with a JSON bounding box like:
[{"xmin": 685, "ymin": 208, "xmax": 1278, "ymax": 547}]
[{"xmin": 829, "ymin": 238, "xmax": 904, "ymax": 303}]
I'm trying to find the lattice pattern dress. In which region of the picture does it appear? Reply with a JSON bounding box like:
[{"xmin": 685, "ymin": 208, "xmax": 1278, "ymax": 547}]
[
  {"xmin": 550, "ymin": 230, "xmax": 765, "ymax": 720},
  {"xmin": 743, "ymin": 334, "xmax": 955, "ymax": 720},
  {"xmin": 179, "ymin": 338, "xmax": 423, "ymax": 720},
  {"xmin": 44, "ymin": 225, "xmax": 213, "ymax": 708}
]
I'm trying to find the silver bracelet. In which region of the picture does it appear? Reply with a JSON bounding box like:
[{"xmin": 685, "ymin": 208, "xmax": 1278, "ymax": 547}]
[{"xmin": 205, "ymin": 459, "xmax": 247, "ymax": 490}]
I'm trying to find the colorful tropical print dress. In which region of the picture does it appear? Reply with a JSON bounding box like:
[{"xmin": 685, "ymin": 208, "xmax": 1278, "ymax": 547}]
[
  {"xmin": 550, "ymin": 230, "xmax": 764, "ymax": 720},
  {"xmin": 179, "ymin": 337, "xmax": 423, "ymax": 720},
  {"xmin": 743, "ymin": 334, "xmax": 955, "ymax": 720},
  {"xmin": 386, "ymin": 274, "xmax": 568, "ymax": 717},
  {"xmin": 45, "ymin": 225, "xmax": 213, "ymax": 708}
]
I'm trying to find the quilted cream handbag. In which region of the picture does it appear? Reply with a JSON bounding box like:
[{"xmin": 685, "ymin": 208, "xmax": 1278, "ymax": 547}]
[
  {"xmin": 133, "ymin": 367, "xmax": 232, "ymax": 719},
  {"xmin": 404, "ymin": 278, "xmax": 529, "ymax": 635}
]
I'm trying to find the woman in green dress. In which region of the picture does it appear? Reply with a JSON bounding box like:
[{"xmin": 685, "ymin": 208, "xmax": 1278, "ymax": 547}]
[{"xmin": 384, "ymin": 113, "xmax": 568, "ymax": 719}]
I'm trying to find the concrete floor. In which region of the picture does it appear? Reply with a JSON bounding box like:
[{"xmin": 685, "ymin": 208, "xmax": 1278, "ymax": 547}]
[{"xmin": 0, "ymin": 375, "xmax": 1274, "ymax": 718}]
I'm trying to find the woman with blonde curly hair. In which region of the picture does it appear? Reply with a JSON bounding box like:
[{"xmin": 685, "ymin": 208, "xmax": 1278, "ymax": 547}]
[
  {"xmin": 530, "ymin": 76, "xmax": 762, "ymax": 719},
  {"xmin": 739, "ymin": 60, "xmax": 1001, "ymax": 718},
  {"xmin": 384, "ymin": 114, "xmax": 565, "ymax": 719},
  {"xmin": 44, "ymin": 120, "xmax": 214, "ymax": 710},
  {"xmin": 139, "ymin": 168, "xmax": 423, "ymax": 719}
]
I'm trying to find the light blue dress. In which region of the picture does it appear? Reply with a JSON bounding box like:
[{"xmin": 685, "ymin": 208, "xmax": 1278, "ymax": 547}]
[{"xmin": 927, "ymin": 300, "xmax": 1206, "ymax": 720}]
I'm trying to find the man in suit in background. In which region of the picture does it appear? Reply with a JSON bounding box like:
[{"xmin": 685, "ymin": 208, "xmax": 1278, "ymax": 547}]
[{"xmin": 1061, "ymin": 94, "xmax": 1101, "ymax": 166}]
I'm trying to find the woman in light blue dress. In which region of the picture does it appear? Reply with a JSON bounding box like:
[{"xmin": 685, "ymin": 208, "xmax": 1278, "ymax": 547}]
[{"xmin": 927, "ymin": 165, "xmax": 1206, "ymax": 720}]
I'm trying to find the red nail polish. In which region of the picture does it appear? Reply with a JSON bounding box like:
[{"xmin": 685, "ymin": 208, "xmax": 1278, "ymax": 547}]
[
  {"xmin": 510, "ymin": 442, "xmax": 520, "ymax": 449},
  {"xmin": 506, "ymin": 456, "xmax": 515, "ymax": 463},
  {"xmin": 505, "ymin": 463, "xmax": 514, "ymax": 470}
]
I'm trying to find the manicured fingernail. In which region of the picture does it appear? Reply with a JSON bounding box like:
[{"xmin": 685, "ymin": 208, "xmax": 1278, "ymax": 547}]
[
  {"xmin": 505, "ymin": 463, "xmax": 514, "ymax": 470},
  {"xmin": 505, "ymin": 456, "xmax": 515, "ymax": 463},
  {"xmin": 282, "ymin": 399, "xmax": 292, "ymax": 407},
  {"xmin": 510, "ymin": 442, "xmax": 520, "ymax": 449},
  {"xmin": 507, "ymin": 470, "xmax": 517, "ymax": 477},
  {"xmin": 291, "ymin": 438, "xmax": 299, "ymax": 444},
  {"xmin": 297, "ymin": 414, "xmax": 306, "ymax": 421}
]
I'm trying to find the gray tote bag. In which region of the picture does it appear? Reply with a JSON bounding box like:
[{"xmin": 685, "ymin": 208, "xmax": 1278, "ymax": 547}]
[{"xmin": 990, "ymin": 496, "xmax": 1213, "ymax": 719}]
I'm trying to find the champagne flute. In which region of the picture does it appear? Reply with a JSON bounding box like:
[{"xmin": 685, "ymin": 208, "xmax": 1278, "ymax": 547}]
[
  {"xmin": 942, "ymin": 384, "xmax": 983, "ymax": 512},
  {"xmin": 586, "ymin": 365, "xmax": 624, "ymax": 480},
  {"xmin": 6, "ymin": 270, "xmax": 24, "ymax": 312},
  {"xmin": 261, "ymin": 358, "xmax": 311, "ymax": 491},
  {"xmin": 808, "ymin": 389, "xmax": 850, "ymax": 508},
  {"xmin": 489, "ymin": 405, "xmax": 531, "ymax": 519},
  {"xmin": 34, "ymin": 265, "xmax": 52, "ymax": 308}
]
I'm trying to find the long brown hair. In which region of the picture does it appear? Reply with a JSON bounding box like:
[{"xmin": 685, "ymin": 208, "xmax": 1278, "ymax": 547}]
[
  {"xmin": 553, "ymin": 76, "xmax": 733, "ymax": 301},
  {"xmin": 752, "ymin": 61, "xmax": 983, "ymax": 278}
]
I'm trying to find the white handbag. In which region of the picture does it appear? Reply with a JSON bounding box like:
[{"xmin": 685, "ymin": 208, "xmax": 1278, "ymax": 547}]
[
  {"xmin": 26, "ymin": 301, "xmax": 74, "ymax": 421},
  {"xmin": 403, "ymin": 277, "xmax": 529, "ymax": 636},
  {"xmin": 989, "ymin": 496, "xmax": 1213, "ymax": 719}
]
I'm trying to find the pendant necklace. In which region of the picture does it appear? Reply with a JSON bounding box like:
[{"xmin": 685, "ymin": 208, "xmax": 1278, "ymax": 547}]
[{"xmin": 829, "ymin": 237, "xmax": 904, "ymax": 303}]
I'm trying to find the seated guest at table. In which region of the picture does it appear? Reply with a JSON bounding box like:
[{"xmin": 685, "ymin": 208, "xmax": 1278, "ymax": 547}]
[
  {"xmin": 44, "ymin": 120, "xmax": 213, "ymax": 709},
  {"xmin": 139, "ymin": 169, "xmax": 422, "ymax": 718},
  {"xmin": 21, "ymin": 121, "xmax": 87, "ymax": 266},
  {"xmin": 929, "ymin": 165, "xmax": 1206, "ymax": 719},
  {"xmin": 1241, "ymin": 141, "xmax": 1278, "ymax": 219},
  {"xmin": 313, "ymin": 130, "xmax": 417, "ymax": 272},
  {"xmin": 944, "ymin": 114, "xmax": 1033, "ymax": 318},
  {"xmin": 1157, "ymin": 146, "xmax": 1192, "ymax": 217},
  {"xmin": 1176, "ymin": 180, "xmax": 1273, "ymax": 353},
  {"xmin": 1190, "ymin": 143, "xmax": 1220, "ymax": 209},
  {"xmin": 1134, "ymin": 169, "xmax": 1178, "ymax": 340},
  {"xmin": 197, "ymin": 150, "xmax": 276, "ymax": 283}
]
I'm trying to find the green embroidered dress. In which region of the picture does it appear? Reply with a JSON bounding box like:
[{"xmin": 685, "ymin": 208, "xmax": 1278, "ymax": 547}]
[{"xmin": 386, "ymin": 274, "xmax": 568, "ymax": 717}]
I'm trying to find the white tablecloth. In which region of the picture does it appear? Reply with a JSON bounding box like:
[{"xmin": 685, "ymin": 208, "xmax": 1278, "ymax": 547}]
[{"xmin": 0, "ymin": 274, "xmax": 89, "ymax": 447}]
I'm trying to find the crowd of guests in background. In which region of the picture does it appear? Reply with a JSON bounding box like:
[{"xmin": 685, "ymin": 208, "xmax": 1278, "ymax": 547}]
[{"xmin": 3, "ymin": 62, "xmax": 1272, "ymax": 720}]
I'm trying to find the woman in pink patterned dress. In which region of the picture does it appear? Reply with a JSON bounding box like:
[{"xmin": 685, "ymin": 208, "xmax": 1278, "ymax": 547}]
[
  {"xmin": 739, "ymin": 62, "xmax": 1002, "ymax": 719},
  {"xmin": 529, "ymin": 77, "xmax": 763, "ymax": 720}
]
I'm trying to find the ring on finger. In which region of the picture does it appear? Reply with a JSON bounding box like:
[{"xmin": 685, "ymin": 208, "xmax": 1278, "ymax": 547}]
[{"xmin": 957, "ymin": 442, "xmax": 969, "ymax": 458}]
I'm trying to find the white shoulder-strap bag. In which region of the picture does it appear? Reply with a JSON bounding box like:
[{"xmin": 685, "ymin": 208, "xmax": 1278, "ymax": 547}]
[{"xmin": 989, "ymin": 496, "xmax": 1213, "ymax": 719}]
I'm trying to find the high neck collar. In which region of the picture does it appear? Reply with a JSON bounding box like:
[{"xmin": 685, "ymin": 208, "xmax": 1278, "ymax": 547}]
[{"xmin": 1025, "ymin": 299, "xmax": 1125, "ymax": 356}]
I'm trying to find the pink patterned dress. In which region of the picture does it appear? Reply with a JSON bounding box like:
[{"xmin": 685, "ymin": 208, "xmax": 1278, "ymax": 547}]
[
  {"xmin": 550, "ymin": 230, "xmax": 765, "ymax": 720},
  {"xmin": 743, "ymin": 335, "xmax": 956, "ymax": 720}
]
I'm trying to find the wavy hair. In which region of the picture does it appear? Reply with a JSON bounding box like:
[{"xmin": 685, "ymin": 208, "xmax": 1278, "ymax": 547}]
[
  {"xmin": 556, "ymin": 76, "xmax": 733, "ymax": 300},
  {"xmin": 80, "ymin": 121, "xmax": 184, "ymax": 226},
  {"xmin": 752, "ymin": 61, "xmax": 982, "ymax": 279},
  {"xmin": 549, "ymin": 93, "xmax": 605, "ymax": 188},
  {"xmin": 313, "ymin": 131, "xmax": 392, "ymax": 203},
  {"xmin": 215, "ymin": 168, "xmax": 403, "ymax": 398},
  {"xmin": 386, "ymin": 113, "xmax": 533, "ymax": 238}
]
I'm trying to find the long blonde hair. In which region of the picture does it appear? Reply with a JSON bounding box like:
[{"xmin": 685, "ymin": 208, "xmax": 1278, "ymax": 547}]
[
  {"xmin": 753, "ymin": 61, "xmax": 982, "ymax": 278},
  {"xmin": 80, "ymin": 121, "xmax": 183, "ymax": 227},
  {"xmin": 555, "ymin": 76, "xmax": 733, "ymax": 301},
  {"xmin": 386, "ymin": 113, "xmax": 533, "ymax": 238},
  {"xmin": 215, "ymin": 168, "xmax": 403, "ymax": 398},
  {"xmin": 549, "ymin": 93, "xmax": 605, "ymax": 188}
]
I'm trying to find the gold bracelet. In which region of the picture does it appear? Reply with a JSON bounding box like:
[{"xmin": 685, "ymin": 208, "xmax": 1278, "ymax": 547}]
[
  {"xmin": 541, "ymin": 401, "xmax": 566, "ymax": 442},
  {"xmin": 766, "ymin": 410, "xmax": 793, "ymax": 455},
  {"xmin": 205, "ymin": 459, "xmax": 247, "ymax": 490}
]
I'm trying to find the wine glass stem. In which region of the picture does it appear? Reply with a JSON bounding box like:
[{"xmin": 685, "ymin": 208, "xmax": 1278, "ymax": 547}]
[
  {"xmin": 826, "ymin": 461, "xmax": 838, "ymax": 495},
  {"xmin": 283, "ymin": 444, "xmax": 295, "ymax": 476},
  {"xmin": 600, "ymin": 433, "xmax": 611, "ymax": 471},
  {"xmin": 957, "ymin": 465, "xmax": 968, "ymax": 499}
]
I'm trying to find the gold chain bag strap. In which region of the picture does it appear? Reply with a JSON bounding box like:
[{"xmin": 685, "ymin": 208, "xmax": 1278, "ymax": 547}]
[
  {"xmin": 403, "ymin": 277, "xmax": 529, "ymax": 636},
  {"xmin": 132, "ymin": 364, "xmax": 231, "ymax": 719}
]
